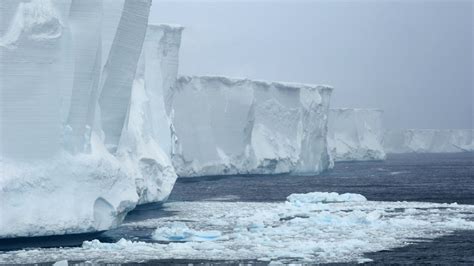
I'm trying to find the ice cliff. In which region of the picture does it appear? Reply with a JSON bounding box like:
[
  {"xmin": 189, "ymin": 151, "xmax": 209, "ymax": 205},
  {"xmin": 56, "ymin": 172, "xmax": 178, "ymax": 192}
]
[
  {"xmin": 327, "ymin": 108, "xmax": 386, "ymax": 161},
  {"xmin": 384, "ymin": 129, "xmax": 474, "ymax": 153},
  {"xmin": 123, "ymin": 24, "xmax": 183, "ymax": 204},
  {"xmin": 171, "ymin": 76, "xmax": 333, "ymax": 177},
  {"xmin": 0, "ymin": 0, "xmax": 180, "ymax": 238}
]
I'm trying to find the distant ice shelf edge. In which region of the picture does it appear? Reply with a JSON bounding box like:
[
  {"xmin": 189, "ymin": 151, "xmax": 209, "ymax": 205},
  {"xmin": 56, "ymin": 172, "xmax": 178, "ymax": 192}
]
[{"xmin": 327, "ymin": 108, "xmax": 386, "ymax": 162}]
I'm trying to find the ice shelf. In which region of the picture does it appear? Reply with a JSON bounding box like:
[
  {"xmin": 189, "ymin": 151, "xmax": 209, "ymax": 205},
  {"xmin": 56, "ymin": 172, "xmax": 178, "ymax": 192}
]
[
  {"xmin": 384, "ymin": 129, "xmax": 474, "ymax": 153},
  {"xmin": 171, "ymin": 76, "xmax": 333, "ymax": 177}
]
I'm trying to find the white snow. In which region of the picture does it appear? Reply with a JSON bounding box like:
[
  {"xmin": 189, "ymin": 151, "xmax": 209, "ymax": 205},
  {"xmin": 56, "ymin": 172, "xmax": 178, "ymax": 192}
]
[
  {"xmin": 384, "ymin": 129, "xmax": 474, "ymax": 153},
  {"xmin": 171, "ymin": 76, "xmax": 333, "ymax": 177},
  {"xmin": 1, "ymin": 192, "xmax": 473, "ymax": 264},
  {"xmin": 0, "ymin": 1, "xmax": 179, "ymax": 237},
  {"xmin": 327, "ymin": 108, "xmax": 386, "ymax": 161}
]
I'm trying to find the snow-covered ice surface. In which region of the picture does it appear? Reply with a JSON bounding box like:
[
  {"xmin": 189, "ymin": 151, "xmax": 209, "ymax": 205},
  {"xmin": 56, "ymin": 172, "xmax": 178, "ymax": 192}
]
[
  {"xmin": 0, "ymin": 1, "xmax": 179, "ymax": 237},
  {"xmin": 171, "ymin": 76, "xmax": 333, "ymax": 177},
  {"xmin": 1, "ymin": 192, "xmax": 473, "ymax": 264},
  {"xmin": 328, "ymin": 108, "xmax": 386, "ymax": 161},
  {"xmin": 384, "ymin": 129, "xmax": 474, "ymax": 153}
]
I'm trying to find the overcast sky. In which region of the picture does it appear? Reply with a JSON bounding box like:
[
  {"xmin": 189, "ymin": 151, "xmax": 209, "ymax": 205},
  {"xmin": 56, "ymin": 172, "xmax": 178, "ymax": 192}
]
[{"xmin": 150, "ymin": 0, "xmax": 473, "ymax": 129}]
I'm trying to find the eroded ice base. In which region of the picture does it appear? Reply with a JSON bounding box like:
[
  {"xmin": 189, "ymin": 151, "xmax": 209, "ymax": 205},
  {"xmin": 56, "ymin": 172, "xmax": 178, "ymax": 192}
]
[{"xmin": 1, "ymin": 192, "xmax": 473, "ymax": 264}]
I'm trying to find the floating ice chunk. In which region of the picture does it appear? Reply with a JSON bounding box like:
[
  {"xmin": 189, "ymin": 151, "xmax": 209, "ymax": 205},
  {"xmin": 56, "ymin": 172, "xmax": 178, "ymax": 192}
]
[
  {"xmin": 152, "ymin": 222, "xmax": 222, "ymax": 242},
  {"xmin": 52, "ymin": 260, "xmax": 68, "ymax": 266},
  {"xmin": 287, "ymin": 192, "xmax": 367, "ymax": 204}
]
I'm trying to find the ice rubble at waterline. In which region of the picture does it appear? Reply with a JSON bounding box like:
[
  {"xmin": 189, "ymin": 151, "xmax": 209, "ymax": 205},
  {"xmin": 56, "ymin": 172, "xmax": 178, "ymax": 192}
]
[{"xmin": 1, "ymin": 192, "xmax": 473, "ymax": 264}]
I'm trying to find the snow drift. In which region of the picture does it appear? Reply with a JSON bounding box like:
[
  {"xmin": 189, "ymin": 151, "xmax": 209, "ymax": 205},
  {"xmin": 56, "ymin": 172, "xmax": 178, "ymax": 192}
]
[
  {"xmin": 0, "ymin": 0, "xmax": 180, "ymax": 238},
  {"xmin": 327, "ymin": 108, "xmax": 386, "ymax": 161},
  {"xmin": 171, "ymin": 76, "xmax": 333, "ymax": 177},
  {"xmin": 384, "ymin": 129, "xmax": 474, "ymax": 153}
]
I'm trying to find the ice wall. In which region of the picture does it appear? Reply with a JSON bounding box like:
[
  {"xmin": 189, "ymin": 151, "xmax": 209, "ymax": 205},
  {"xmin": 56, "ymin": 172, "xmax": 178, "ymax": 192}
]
[
  {"xmin": 0, "ymin": 0, "xmax": 73, "ymax": 160},
  {"xmin": 384, "ymin": 129, "xmax": 474, "ymax": 153},
  {"xmin": 66, "ymin": 0, "xmax": 102, "ymax": 153},
  {"xmin": 98, "ymin": 0, "xmax": 151, "ymax": 151},
  {"xmin": 327, "ymin": 108, "xmax": 386, "ymax": 161},
  {"xmin": 171, "ymin": 76, "xmax": 333, "ymax": 177},
  {"xmin": 0, "ymin": 0, "xmax": 178, "ymax": 238},
  {"xmin": 119, "ymin": 24, "xmax": 183, "ymax": 204}
]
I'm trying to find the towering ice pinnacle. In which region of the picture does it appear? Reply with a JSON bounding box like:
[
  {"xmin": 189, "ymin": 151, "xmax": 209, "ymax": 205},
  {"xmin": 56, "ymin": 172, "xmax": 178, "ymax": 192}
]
[
  {"xmin": 120, "ymin": 24, "xmax": 183, "ymax": 204},
  {"xmin": 384, "ymin": 129, "xmax": 474, "ymax": 153},
  {"xmin": 171, "ymin": 76, "xmax": 333, "ymax": 177},
  {"xmin": 0, "ymin": 0, "xmax": 178, "ymax": 238},
  {"xmin": 327, "ymin": 108, "xmax": 386, "ymax": 161},
  {"xmin": 98, "ymin": 0, "xmax": 152, "ymax": 151}
]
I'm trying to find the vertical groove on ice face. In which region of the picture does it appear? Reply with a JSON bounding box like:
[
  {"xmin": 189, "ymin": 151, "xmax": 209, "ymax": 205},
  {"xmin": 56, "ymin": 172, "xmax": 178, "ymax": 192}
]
[
  {"xmin": 66, "ymin": 0, "xmax": 102, "ymax": 153},
  {"xmin": 98, "ymin": 0, "xmax": 152, "ymax": 151}
]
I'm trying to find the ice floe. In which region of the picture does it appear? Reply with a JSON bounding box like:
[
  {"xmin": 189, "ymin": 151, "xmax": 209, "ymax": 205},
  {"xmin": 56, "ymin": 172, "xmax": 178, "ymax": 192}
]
[{"xmin": 1, "ymin": 192, "xmax": 473, "ymax": 264}]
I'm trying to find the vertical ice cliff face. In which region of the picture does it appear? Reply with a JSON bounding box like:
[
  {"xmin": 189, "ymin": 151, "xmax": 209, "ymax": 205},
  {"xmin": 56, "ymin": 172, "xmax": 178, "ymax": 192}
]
[
  {"xmin": 139, "ymin": 24, "xmax": 183, "ymax": 155},
  {"xmin": 119, "ymin": 24, "xmax": 183, "ymax": 204},
  {"xmin": 0, "ymin": 0, "xmax": 72, "ymax": 160},
  {"xmin": 327, "ymin": 109, "xmax": 386, "ymax": 161},
  {"xmin": 0, "ymin": 0, "xmax": 176, "ymax": 238},
  {"xmin": 98, "ymin": 0, "xmax": 152, "ymax": 151},
  {"xmin": 171, "ymin": 76, "xmax": 333, "ymax": 177},
  {"xmin": 297, "ymin": 87, "xmax": 332, "ymax": 173},
  {"xmin": 66, "ymin": 0, "xmax": 102, "ymax": 153},
  {"xmin": 384, "ymin": 129, "xmax": 474, "ymax": 153}
]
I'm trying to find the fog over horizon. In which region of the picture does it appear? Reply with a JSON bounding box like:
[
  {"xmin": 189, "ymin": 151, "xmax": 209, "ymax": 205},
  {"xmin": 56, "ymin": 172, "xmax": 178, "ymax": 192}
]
[{"xmin": 150, "ymin": 0, "xmax": 473, "ymax": 130}]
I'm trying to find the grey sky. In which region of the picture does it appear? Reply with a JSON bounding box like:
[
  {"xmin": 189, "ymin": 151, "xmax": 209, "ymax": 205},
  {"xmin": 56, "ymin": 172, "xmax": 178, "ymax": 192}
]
[{"xmin": 150, "ymin": 0, "xmax": 473, "ymax": 129}]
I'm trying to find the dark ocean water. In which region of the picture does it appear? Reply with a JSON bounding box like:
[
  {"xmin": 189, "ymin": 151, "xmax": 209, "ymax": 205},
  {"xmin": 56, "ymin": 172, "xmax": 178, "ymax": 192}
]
[
  {"xmin": 1, "ymin": 153, "xmax": 473, "ymax": 264},
  {"xmin": 169, "ymin": 152, "xmax": 474, "ymax": 204}
]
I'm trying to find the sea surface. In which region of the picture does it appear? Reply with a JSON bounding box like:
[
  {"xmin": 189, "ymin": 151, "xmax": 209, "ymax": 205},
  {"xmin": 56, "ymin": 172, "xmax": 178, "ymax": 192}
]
[{"xmin": 1, "ymin": 152, "xmax": 473, "ymax": 264}]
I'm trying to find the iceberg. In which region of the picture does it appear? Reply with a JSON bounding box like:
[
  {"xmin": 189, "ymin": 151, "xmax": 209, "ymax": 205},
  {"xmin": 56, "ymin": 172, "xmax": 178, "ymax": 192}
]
[
  {"xmin": 170, "ymin": 76, "xmax": 333, "ymax": 177},
  {"xmin": 384, "ymin": 129, "xmax": 474, "ymax": 153},
  {"xmin": 0, "ymin": 0, "xmax": 178, "ymax": 238},
  {"xmin": 327, "ymin": 108, "xmax": 386, "ymax": 161}
]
